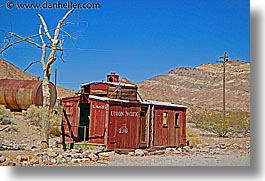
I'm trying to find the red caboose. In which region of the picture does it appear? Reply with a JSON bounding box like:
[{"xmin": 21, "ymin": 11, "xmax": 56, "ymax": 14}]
[{"xmin": 61, "ymin": 73, "xmax": 187, "ymax": 150}]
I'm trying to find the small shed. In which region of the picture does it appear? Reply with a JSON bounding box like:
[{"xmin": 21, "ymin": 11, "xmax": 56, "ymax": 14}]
[{"xmin": 61, "ymin": 73, "xmax": 187, "ymax": 150}]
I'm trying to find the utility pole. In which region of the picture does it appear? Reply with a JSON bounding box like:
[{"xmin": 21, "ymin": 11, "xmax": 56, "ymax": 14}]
[
  {"xmin": 55, "ymin": 68, "xmax": 57, "ymax": 86},
  {"xmin": 216, "ymin": 52, "xmax": 228, "ymax": 136}
]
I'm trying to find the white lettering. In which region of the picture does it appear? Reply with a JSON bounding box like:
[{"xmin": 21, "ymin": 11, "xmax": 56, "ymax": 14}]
[
  {"xmin": 92, "ymin": 104, "xmax": 107, "ymax": 110},
  {"xmin": 110, "ymin": 111, "xmax": 138, "ymax": 117},
  {"xmin": 118, "ymin": 124, "xmax": 128, "ymax": 134}
]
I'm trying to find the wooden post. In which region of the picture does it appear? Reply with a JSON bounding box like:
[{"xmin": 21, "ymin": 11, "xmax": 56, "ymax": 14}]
[
  {"xmin": 104, "ymin": 104, "xmax": 109, "ymax": 146},
  {"xmin": 217, "ymin": 52, "xmax": 228, "ymax": 136}
]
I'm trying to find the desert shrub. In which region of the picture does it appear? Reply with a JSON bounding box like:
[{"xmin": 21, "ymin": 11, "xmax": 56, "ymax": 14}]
[
  {"xmin": 23, "ymin": 104, "xmax": 63, "ymax": 137},
  {"xmin": 0, "ymin": 105, "xmax": 13, "ymax": 125},
  {"xmin": 189, "ymin": 111, "xmax": 250, "ymax": 137},
  {"xmin": 186, "ymin": 128, "xmax": 203, "ymax": 147}
]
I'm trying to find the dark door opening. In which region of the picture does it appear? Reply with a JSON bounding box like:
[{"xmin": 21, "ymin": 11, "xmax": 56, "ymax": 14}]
[
  {"xmin": 78, "ymin": 103, "xmax": 90, "ymax": 142},
  {"xmin": 139, "ymin": 110, "xmax": 148, "ymax": 148}
]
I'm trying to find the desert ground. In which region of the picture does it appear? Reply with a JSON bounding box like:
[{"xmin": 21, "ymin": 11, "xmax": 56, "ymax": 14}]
[{"xmin": 0, "ymin": 114, "xmax": 250, "ymax": 166}]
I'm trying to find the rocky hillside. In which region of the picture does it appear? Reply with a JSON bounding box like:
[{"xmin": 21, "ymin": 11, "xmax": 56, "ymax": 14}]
[
  {"xmin": 0, "ymin": 58, "xmax": 76, "ymax": 99},
  {"xmin": 136, "ymin": 60, "xmax": 250, "ymax": 112},
  {"xmin": 0, "ymin": 58, "xmax": 250, "ymax": 112}
]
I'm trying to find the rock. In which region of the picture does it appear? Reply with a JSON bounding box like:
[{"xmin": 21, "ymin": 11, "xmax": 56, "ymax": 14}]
[
  {"xmin": 1, "ymin": 117, "xmax": 11, "ymax": 125},
  {"xmin": 71, "ymin": 158, "xmax": 82, "ymax": 164},
  {"xmin": 219, "ymin": 143, "xmax": 227, "ymax": 149},
  {"xmin": 47, "ymin": 150, "xmax": 58, "ymax": 157},
  {"xmin": 196, "ymin": 144, "xmax": 203, "ymax": 149},
  {"xmin": 82, "ymin": 158, "xmax": 90, "ymax": 162},
  {"xmin": 57, "ymin": 157, "xmax": 66, "ymax": 164},
  {"xmin": 7, "ymin": 161, "xmax": 17, "ymax": 166},
  {"xmin": 31, "ymin": 146, "xmax": 37, "ymax": 149},
  {"xmin": 21, "ymin": 161, "xmax": 31, "ymax": 166},
  {"xmin": 65, "ymin": 157, "xmax": 72, "ymax": 163},
  {"xmin": 135, "ymin": 149, "xmax": 145, "ymax": 156},
  {"xmin": 102, "ymin": 156, "xmax": 109, "ymax": 161},
  {"xmin": 0, "ymin": 155, "xmax": 6, "ymax": 163},
  {"xmin": 51, "ymin": 158, "xmax": 57, "ymax": 164},
  {"xmin": 44, "ymin": 160, "xmax": 52, "ymax": 165},
  {"xmin": 21, "ymin": 155, "xmax": 28, "ymax": 161},
  {"xmin": 186, "ymin": 123, "xmax": 197, "ymax": 128},
  {"xmin": 154, "ymin": 150, "xmax": 165, "ymax": 155},
  {"xmin": 16, "ymin": 155, "xmax": 22, "ymax": 162},
  {"xmin": 62, "ymin": 152, "xmax": 72, "ymax": 158},
  {"xmin": 246, "ymin": 144, "xmax": 250, "ymax": 149},
  {"xmin": 128, "ymin": 152, "xmax": 135, "ymax": 156},
  {"xmin": 27, "ymin": 155, "xmax": 35, "ymax": 161},
  {"xmin": 71, "ymin": 153, "xmax": 83, "ymax": 159},
  {"xmin": 183, "ymin": 146, "xmax": 191, "ymax": 152},
  {"xmin": 200, "ymin": 147, "xmax": 210, "ymax": 153},
  {"xmin": 87, "ymin": 153, "xmax": 98, "ymax": 161},
  {"xmin": 173, "ymin": 149, "xmax": 181, "ymax": 154},
  {"xmin": 82, "ymin": 150, "xmax": 94, "ymax": 157},
  {"xmin": 99, "ymin": 152, "xmax": 109, "ymax": 157},
  {"xmin": 165, "ymin": 147, "xmax": 176, "ymax": 153},
  {"xmin": 93, "ymin": 146, "xmax": 105, "ymax": 154},
  {"xmin": 0, "ymin": 143, "xmax": 4, "ymax": 151}
]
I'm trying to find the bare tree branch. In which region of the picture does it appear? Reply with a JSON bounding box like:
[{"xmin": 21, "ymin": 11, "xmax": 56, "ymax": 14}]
[
  {"xmin": 10, "ymin": 32, "xmax": 42, "ymax": 48},
  {"xmin": 24, "ymin": 60, "xmax": 41, "ymax": 72},
  {"xmin": 47, "ymin": 8, "xmax": 74, "ymax": 75},
  {"xmin": 39, "ymin": 25, "xmax": 45, "ymax": 45},
  {"xmin": 60, "ymin": 29, "xmax": 77, "ymax": 39},
  {"xmin": 41, "ymin": 44, "xmax": 47, "ymax": 71},
  {"xmin": 0, "ymin": 24, "xmax": 73, "ymax": 54},
  {"xmin": 38, "ymin": 14, "xmax": 53, "ymax": 42}
]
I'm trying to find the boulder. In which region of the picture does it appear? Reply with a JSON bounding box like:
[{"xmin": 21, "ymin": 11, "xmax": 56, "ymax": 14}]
[
  {"xmin": 0, "ymin": 155, "xmax": 6, "ymax": 163},
  {"xmin": 128, "ymin": 152, "xmax": 135, "ymax": 156},
  {"xmin": 0, "ymin": 117, "xmax": 11, "ymax": 125},
  {"xmin": 135, "ymin": 149, "xmax": 145, "ymax": 156}
]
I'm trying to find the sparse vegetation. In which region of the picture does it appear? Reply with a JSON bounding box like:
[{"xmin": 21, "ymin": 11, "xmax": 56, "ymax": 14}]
[
  {"xmin": 0, "ymin": 105, "xmax": 13, "ymax": 125},
  {"xmin": 22, "ymin": 105, "xmax": 63, "ymax": 137},
  {"xmin": 189, "ymin": 110, "xmax": 250, "ymax": 137},
  {"xmin": 186, "ymin": 128, "xmax": 203, "ymax": 147}
]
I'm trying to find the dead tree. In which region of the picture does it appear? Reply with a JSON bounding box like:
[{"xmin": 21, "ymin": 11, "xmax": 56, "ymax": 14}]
[{"xmin": 0, "ymin": 8, "xmax": 75, "ymax": 148}]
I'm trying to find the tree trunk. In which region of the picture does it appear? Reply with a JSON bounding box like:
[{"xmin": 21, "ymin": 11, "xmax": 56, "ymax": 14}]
[{"xmin": 41, "ymin": 74, "xmax": 51, "ymax": 149}]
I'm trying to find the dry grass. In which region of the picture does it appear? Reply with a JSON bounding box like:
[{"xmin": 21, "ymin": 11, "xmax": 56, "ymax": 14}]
[
  {"xmin": 22, "ymin": 105, "xmax": 63, "ymax": 137},
  {"xmin": 186, "ymin": 128, "xmax": 203, "ymax": 147},
  {"xmin": 0, "ymin": 105, "xmax": 13, "ymax": 123}
]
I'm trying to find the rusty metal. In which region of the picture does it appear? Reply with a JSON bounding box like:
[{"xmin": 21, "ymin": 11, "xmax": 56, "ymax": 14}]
[{"xmin": 0, "ymin": 79, "xmax": 57, "ymax": 110}]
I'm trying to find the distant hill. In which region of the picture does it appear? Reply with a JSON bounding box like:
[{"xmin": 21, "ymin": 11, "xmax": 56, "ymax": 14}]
[
  {"xmin": 0, "ymin": 58, "xmax": 76, "ymax": 99},
  {"xmin": 136, "ymin": 60, "xmax": 250, "ymax": 112},
  {"xmin": 1, "ymin": 58, "xmax": 250, "ymax": 113}
]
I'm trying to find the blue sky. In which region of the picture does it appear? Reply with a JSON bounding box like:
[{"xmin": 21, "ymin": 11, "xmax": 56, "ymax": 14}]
[{"xmin": 0, "ymin": 0, "xmax": 250, "ymax": 90}]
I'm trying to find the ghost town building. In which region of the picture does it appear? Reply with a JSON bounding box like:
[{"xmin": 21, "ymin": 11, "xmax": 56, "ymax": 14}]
[{"xmin": 61, "ymin": 72, "xmax": 187, "ymax": 150}]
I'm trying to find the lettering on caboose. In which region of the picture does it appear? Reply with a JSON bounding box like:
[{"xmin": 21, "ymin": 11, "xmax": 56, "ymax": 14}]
[{"xmin": 110, "ymin": 111, "xmax": 138, "ymax": 117}]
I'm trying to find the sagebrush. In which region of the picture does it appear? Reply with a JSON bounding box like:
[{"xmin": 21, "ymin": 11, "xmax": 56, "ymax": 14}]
[
  {"xmin": 23, "ymin": 105, "xmax": 62, "ymax": 137},
  {"xmin": 189, "ymin": 111, "xmax": 250, "ymax": 137}
]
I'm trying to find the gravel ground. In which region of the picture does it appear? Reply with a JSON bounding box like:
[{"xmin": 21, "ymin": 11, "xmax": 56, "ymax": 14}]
[
  {"xmin": 74, "ymin": 152, "xmax": 250, "ymax": 166},
  {"xmin": 0, "ymin": 114, "xmax": 250, "ymax": 167}
]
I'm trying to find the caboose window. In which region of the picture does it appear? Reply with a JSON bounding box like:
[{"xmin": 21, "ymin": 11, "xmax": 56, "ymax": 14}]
[
  {"xmin": 175, "ymin": 113, "xmax": 180, "ymax": 127},
  {"xmin": 163, "ymin": 112, "xmax": 168, "ymax": 127}
]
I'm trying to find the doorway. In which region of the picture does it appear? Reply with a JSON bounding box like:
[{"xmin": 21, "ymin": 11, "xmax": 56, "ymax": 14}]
[
  {"xmin": 78, "ymin": 103, "xmax": 90, "ymax": 142},
  {"xmin": 139, "ymin": 109, "xmax": 148, "ymax": 148}
]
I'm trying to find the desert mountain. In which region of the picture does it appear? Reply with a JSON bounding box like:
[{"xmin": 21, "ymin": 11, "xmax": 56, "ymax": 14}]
[
  {"xmin": 1, "ymin": 58, "xmax": 250, "ymax": 113},
  {"xmin": 0, "ymin": 58, "xmax": 76, "ymax": 99},
  {"xmin": 136, "ymin": 60, "xmax": 250, "ymax": 112}
]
